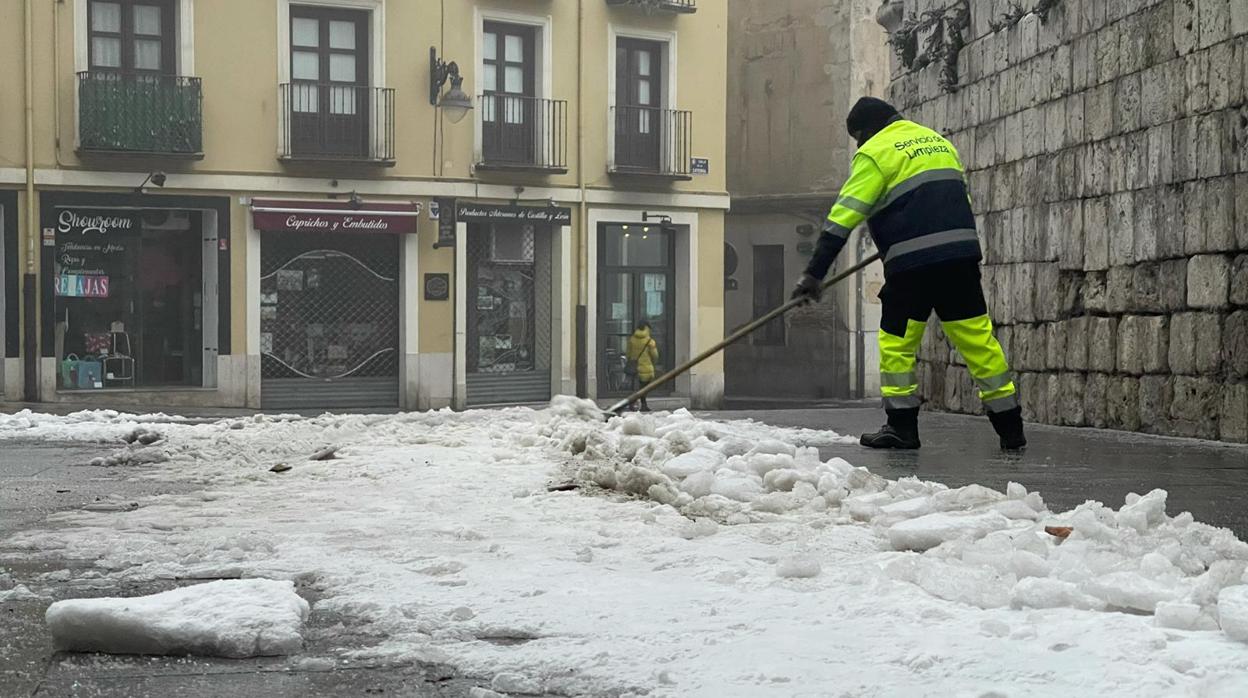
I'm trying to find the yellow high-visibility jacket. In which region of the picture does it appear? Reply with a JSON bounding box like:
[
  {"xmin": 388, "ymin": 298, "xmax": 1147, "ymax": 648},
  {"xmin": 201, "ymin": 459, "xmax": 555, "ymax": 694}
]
[{"xmin": 806, "ymin": 119, "xmax": 980, "ymax": 278}]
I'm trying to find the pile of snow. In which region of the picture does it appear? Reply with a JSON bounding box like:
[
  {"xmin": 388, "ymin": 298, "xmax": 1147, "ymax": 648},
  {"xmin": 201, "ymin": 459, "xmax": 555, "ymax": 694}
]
[
  {"xmin": 46, "ymin": 579, "xmax": 309, "ymax": 658},
  {"xmin": 5, "ymin": 401, "xmax": 1248, "ymax": 696},
  {"xmin": 558, "ymin": 409, "xmax": 1248, "ymax": 636}
]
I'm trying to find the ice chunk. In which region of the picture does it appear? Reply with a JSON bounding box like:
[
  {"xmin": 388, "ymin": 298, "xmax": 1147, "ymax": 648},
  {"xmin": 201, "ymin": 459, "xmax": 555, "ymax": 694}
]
[
  {"xmin": 45, "ymin": 579, "xmax": 309, "ymax": 658},
  {"xmin": 776, "ymin": 556, "xmax": 821, "ymax": 579},
  {"xmin": 746, "ymin": 453, "xmax": 796, "ymax": 477},
  {"xmin": 1117, "ymin": 489, "xmax": 1168, "ymax": 533},
  {"xmin": 1011, "ymin": 577, "xmax": 1106, "ymax": 611},
  {"xmin": 879, "ymin": 496, "xmax": 934, "ymax": 520},
  {"xmin": 930, "ymin": 484, "xmax": 1005, "ymax": 511},
  {"xmin": 1082, "ymin": 571, "xmax": 1182, "ymax": 612},
  {"xmin": 492, "ymin": 672, "xmax": 543, "ymax": 694},
  {"xmin": 992, "ymin": 500, "xmax": 1041, "ymax": 521},
  {"xmin": 1217, "ymin": 585, "xmax": 1248, "ymax": 642},
  {"xmin": 1155, "ymin": 601, "xmax": 1218, "ymax": 631},
  {"xmin": 678, "ymin": 470, "xmax": 717, "ymax": 499},
  {"xmin": 887, "ymin": 511, "xmax": 1013, "ymax": 552},
  {"xmin": 1188, "ymin": 560, "xmax": 1248, "ymax": 607},
  {"xmin": 710, "ymin": 476, "xmax": 763, "ymax": 503},
  {"xmin": 763, "ymin": 468, "xmax": 816, "ymax": 492},
  {"xmin": 660, "ymin": 448, "xmax": 724, "ymax": 479},
  {"xmin": 753, "ymin": 492, "xmax": 800, "ymax": 514},
  {"xmin": 916, "ymin": 559, "xmax": 1011, "ymax": 609},
  {"xmin": 746, "ymin": 439, "xmax": 796, "ymax": 457},
  {"xmin": 548, "ymin": 395, "xmax": 603, "ymax": 420}
]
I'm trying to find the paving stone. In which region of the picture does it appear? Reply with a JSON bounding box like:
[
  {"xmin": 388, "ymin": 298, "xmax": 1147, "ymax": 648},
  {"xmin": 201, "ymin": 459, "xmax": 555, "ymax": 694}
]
[
  {"xmin": 1169, "ymin": 311, "xmax": 1224, "ymax": 374},
  {"xmin": 1187, "ymin": 254, "xmax": 1231, "ymax": 308},
  {"xmin": 1170, "ymin": 376, "xmax": 1221, "ymax": 439}
]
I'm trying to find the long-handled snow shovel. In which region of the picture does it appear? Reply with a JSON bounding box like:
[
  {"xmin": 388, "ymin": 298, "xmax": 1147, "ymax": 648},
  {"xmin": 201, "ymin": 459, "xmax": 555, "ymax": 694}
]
[{"xmin": 604, "ymin": 252, "xmax": 883, "ymax": 416}]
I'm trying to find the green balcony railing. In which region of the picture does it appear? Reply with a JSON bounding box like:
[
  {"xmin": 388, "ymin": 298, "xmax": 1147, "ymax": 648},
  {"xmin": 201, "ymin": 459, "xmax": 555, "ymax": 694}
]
[
  {"xmin": 77, "ymin": 71, "xmax": 203, "ymax": 156},
  {"xmin": 605, "ymin": 0, "xmax": 696, "ymax": 13}
]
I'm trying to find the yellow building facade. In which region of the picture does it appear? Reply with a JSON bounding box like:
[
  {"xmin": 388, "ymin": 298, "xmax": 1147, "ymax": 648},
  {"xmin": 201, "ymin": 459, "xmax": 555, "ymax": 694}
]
[{"xmin": 0, "ymin": 0, "xmax": 726, "ymax": 410}]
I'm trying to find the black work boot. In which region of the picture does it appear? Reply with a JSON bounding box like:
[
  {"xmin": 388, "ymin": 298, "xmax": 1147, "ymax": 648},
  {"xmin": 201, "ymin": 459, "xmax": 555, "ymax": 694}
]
[
  {"xmin": 860, "ymin": 408, "xmax": 921, "ymax": 449},
  {"xmin": 988, "ymin": 406, "xmax": 1027, "ymax": 452}
]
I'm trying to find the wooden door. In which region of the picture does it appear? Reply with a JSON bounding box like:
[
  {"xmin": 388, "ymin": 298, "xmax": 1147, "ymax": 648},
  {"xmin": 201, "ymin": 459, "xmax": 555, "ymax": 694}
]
[
  {"xmin": 290, "ymin": 7, "xmax": 369, "ymax": 157},
  {"xmin": 482, "ymin": 23, "xmax": 537, "ymax": 165},
  {"xmin": 615, "ymin": 38, "xmax": 663, "ymax": 171}
]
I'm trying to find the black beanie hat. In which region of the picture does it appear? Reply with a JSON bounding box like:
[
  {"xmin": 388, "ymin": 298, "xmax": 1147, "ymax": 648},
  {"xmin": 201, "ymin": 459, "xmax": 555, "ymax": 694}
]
[{"xmin": 846, "ymin": 97, "xmax": 900, "ymax": 140}]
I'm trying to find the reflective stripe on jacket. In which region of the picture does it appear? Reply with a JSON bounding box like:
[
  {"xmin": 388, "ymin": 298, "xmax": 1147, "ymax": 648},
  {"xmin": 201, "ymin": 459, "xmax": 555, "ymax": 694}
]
[{"xmin": 806, "ymin": 119, "xmax": 982, "ymax": 278}]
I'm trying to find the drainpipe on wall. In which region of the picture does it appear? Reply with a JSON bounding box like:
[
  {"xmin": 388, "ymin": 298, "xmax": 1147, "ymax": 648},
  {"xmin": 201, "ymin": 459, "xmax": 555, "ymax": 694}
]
[
  {"xmin": 23, "ymin": 0, "xmax": 39, "ymax": 402},
  {"xmin": 574, "ymin": 0, "xmax": 589, "ymax": 397}
]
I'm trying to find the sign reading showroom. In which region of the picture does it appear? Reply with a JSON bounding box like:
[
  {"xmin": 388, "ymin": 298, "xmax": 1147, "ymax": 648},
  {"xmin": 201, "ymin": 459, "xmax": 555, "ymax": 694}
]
[
  {"xmin": 251, "ymin": 199, "xmax": 420, "ymax": 235},
  {"xmin": 57, "ymin": 209, "xmax": 138, "ymax": 236},
  {"xmin": 456, "ymin": 203, "xmax": 572, "ymax": 225}
]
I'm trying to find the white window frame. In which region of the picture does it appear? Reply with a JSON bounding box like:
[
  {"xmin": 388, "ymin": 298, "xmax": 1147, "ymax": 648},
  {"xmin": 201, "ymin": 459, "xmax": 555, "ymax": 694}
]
[
  {"xmin": 606, "ymin": 24, "xmax": 678, "ymax": 173},
  {"xmin": 473, "ymin": 8, "xmax": 553, "ymax": 168},
  {"xmin": 275, "ymin": 0, "xmax": 387, "ymax": 159}
]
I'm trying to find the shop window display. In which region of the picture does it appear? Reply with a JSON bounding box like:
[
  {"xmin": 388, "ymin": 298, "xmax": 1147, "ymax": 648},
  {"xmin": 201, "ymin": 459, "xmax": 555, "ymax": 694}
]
[{"xmin": 54, "ymin": 208, "xmax": 205, "ymax": 389}]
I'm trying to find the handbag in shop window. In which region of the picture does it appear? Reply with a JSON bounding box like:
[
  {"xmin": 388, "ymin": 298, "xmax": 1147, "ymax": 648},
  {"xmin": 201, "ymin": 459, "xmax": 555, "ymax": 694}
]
[{"xmin": 60, "ymin": 353, "xmax": 79, "ymax": 389}]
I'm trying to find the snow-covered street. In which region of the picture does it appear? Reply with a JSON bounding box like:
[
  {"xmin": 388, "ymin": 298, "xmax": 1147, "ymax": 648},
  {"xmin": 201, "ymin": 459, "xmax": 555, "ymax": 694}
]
[{"xmin": 2, "ymin": 402, "xmax": 1248, "ymax": 697}]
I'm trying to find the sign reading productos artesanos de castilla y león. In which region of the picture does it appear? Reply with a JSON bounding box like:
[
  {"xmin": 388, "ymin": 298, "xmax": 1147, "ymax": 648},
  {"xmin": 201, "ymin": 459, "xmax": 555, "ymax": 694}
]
[
  {"xmin": 250, "ymin": 199, "xmax": 421, "ymax": 235},
  {"xmin": 56, "ymin": 209, "xmax": 138, "ymax": 236},
  {"xmin": 455, "ymin": 203, "xmax": 572, "ymax": 225}
]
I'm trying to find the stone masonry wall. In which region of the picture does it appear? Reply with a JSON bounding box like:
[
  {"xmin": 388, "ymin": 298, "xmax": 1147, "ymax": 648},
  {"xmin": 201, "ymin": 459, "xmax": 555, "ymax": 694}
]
[{"xmin": 878, "ymin": 0, "xmax": 1248, "ymax": 441}]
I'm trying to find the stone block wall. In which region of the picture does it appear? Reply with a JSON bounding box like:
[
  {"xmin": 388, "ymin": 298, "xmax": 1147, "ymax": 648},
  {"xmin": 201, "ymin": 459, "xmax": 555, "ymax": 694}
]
[{"xmin": 880, "ymin": 0, "xmax": 1248, "ymax": 441}]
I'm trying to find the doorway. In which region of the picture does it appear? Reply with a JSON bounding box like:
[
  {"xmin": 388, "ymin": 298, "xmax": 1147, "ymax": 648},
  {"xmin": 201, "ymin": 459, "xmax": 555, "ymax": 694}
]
[
  {"xmin": 597, "ymin": 222, "xmax": 675, "ymax": 397},
  {"xmin": 613, "ymin": 37, "xmax": 663, "ymax": 172}
]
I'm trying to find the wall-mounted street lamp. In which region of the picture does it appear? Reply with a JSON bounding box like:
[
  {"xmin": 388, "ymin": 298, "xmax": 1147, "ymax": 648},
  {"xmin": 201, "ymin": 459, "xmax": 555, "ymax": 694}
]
[
  {"xmin": 429, "ymin": 47, "xmax": 473, "ymax": 124},
  {"xmin": 134, "ymin": 171, "xmax": 166, "ymax": 194}
]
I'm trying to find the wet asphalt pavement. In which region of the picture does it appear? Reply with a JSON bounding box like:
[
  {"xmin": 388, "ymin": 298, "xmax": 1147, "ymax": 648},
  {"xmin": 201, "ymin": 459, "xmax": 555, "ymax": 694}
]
[{"xmin": 709, "ymin": 405, "xmax": 1248, "ymax": 540}]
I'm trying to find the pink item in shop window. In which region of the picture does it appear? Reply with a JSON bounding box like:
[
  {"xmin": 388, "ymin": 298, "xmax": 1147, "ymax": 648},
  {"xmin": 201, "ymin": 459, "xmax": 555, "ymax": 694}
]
[{"xmin": 84, "ymin": 333, "xmax": 110, "ymax": 354}]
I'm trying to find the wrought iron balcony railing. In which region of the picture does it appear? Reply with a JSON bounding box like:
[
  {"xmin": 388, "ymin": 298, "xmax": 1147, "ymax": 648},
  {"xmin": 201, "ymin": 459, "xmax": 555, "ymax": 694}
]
[
  {"xmin": 477, "ymin": 94, "xmax": 568, "ymax": 173},
  {"xmin": 605, "ymin": 0, "xmax": 697, "ymax": 13},
  {"xmin": 610, "ymin": 106, "xmax": 693, "ymax": 179},
  {"xmin": 279, "ymin": 82, "xmax": 395, "ymax": 164},
  {"xmin": 77, "ymin": 71, "xmax": 203, "ymax": 156}
]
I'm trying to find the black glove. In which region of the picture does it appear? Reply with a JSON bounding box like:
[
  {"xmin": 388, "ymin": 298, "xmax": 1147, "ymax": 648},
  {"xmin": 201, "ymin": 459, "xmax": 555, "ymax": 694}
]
[{"xmin": 790, "ymin": 273, "xmax": 822, "ymax": 304}]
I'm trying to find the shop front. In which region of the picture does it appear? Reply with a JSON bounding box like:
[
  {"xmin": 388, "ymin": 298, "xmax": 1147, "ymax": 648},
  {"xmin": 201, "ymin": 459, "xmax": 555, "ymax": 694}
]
[
  {"xmin": 596, "ymin": 221, "xmax": 677, "ymax": 398},
  {"xmin": 39, "ymin": 192, "xmax": 230, "ymax": 403},
  {"xmin": 251, "ymin": 199, "xmax": 418, "ymax": 410},
  {"xmin": 454, "ymin": 201, "xmax": 571, "ymax": 407}
]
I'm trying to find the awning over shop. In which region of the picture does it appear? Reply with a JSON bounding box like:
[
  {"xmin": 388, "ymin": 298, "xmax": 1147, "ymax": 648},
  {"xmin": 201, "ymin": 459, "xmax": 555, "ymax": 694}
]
[{"xmin": 251, "ymin": 199, "xmax": 421, "ymax": 235}]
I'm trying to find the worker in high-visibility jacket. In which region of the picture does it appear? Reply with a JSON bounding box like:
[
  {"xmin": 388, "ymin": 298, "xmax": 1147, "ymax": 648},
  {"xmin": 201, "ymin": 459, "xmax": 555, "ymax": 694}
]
[{"xmin": 792, "ymin": 97, "xmax": 1026, "ymax": 452}]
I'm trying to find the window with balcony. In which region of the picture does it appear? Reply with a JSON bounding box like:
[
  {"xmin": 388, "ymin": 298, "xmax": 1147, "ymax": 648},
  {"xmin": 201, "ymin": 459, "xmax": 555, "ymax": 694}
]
[
  {"xmin": 280, "ymin": 6, "xmax": 394, "ymax": 164},
  {"xmin": 477, "ymin": 22, "xmax": 566, "ymax": 173},
  {"xmin": 78, "ymin": 0, "xmax": 202, "ymax": 156},
  {"xmin": 611, "ymin": 37, "xmax": 691, "ymax": 179}
]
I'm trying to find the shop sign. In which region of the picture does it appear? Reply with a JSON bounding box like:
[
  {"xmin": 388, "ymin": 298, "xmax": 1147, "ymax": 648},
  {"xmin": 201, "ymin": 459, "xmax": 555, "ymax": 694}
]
[
  {"xmin": 424, "ymin": 273, "xmax": 450, "ymax": 301},
  {"xmin": 691, "ymin": 158, "xmax": 710, "ymax": 175},
  {"xmin": 55, "ymin": 273, "xmax": 110, "ymax": 298},
  {"xmin": 455, "ymin": 203, "xmax": 571, "ymax": 225},
  {"xmin": 434, "ymin": 198, "xmax": 457, "ymax": 248},
  {"xmin": 251, "ymin": 199, "xmax": 419, "ymax": 235},
  {"xmin": 56, "ymin": 209, "xmax": 138, "ymax": 236}
]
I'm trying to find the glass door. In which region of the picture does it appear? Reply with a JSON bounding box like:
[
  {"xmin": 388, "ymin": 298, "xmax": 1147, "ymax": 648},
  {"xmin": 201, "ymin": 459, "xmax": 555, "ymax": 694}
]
[
  {"xmin": 482, "ymin": 22, "xmax": 536, "ymax": 165},
  {"xmin": 598, "ymin": 223, "xmax": 675, "ymax": 397}
]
